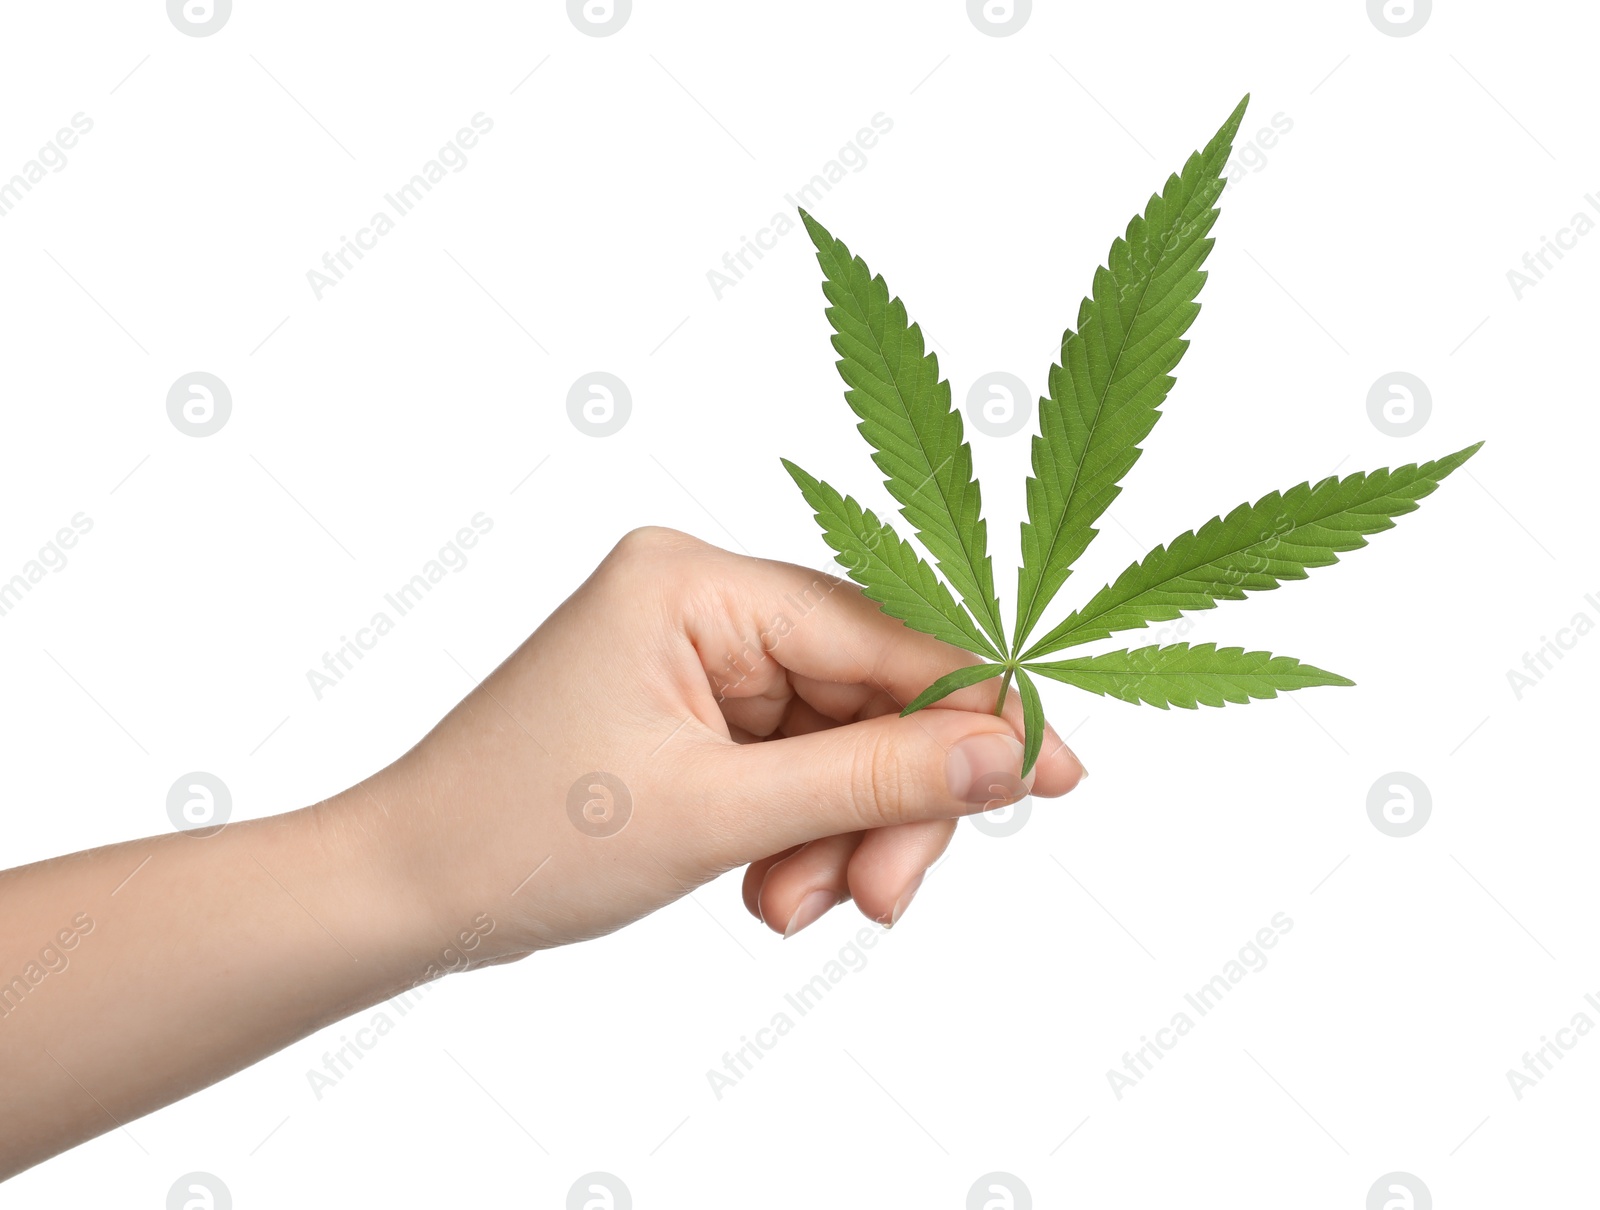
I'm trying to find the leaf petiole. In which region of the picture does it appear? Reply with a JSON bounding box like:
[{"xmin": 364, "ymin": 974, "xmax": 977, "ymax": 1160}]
[{"xmin": 993, "ymin": 665, "xmax": 1015, "ymax": 716}]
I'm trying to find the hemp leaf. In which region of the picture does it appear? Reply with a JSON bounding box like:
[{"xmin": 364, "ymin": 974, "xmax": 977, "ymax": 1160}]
[{"xmin": 783, "ymin": 94, "xmax": 1480, "ymax": 777}]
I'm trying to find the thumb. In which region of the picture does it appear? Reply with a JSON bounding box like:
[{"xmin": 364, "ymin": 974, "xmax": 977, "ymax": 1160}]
[{"xmin": 706, "ymin": 709, "xmax": 1034, "ymax": 860}]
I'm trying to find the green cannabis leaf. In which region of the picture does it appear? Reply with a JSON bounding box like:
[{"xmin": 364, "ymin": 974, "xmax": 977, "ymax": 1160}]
[{"xmin": 783, "ymin": 93, "xmax": 1481, "ymax": 779}]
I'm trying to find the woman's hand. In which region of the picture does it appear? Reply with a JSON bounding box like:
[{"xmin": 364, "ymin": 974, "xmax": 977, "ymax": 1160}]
[{"xmin": 366, "ymin": 526, "xmax": 1086, "ymax": 955}]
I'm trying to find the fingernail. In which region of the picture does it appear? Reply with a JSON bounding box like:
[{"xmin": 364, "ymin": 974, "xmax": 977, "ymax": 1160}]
[
  {"xmin": 946, "ymin": 733, "xmax": 1029, "ymax": 805},
  {"xmin": 784, "ymin": 889, "xmax": 837, "ymax": 939},
  {"xmin": 1065, "ymin": 746, "xmax": 1088, "ymax": 783},
  {"xmin": 887, "ymin": 870, "xmax": 925, "ymax": 928}
]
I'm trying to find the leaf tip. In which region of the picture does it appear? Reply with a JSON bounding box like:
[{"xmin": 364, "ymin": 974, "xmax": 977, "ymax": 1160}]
[
  {"xmin": 798, "ymin": 207, "xmax": 829, "ymax": 248},
  {"xmin": 780, "ymin": 457, "xmax": 819, "ymax": 496},
  {"xmin": 1430, "ymin": 438, "xmax": 1487, "ymax": 482},
  {"xmin": 1312, "ymin": 666, "xmax": 1356, "ymax": 688},
  {"xmin": 1212, "ymin": 93, "xmax": 1252, "ymax": 151}
]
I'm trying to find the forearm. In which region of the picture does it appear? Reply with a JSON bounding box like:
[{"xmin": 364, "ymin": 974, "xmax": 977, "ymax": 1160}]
[{"xmin": 0, "ymin": 785, "xmax": 436, "ymax": 1180}]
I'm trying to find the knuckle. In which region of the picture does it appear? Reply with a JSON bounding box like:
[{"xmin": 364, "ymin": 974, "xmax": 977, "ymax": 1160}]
[
  {"xmin": 850, "ymin": 732, "xmax": 913, "ymax": 829},
  {"xmin": 611, "ymin": 525, "xmax": 679, "ymax": 558},
  {"xmin": 603, "ymin": 526, "xmax": 703, "ymax": 576}
]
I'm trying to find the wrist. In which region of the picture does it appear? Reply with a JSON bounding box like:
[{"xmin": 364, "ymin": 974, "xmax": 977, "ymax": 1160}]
[
  {"xmin": 302, "ymin": 783, "xmax": 463, "ymax": 995},
  {"xmin": 320, "ymin": 764, "xmax": 532, "ymax": 982}
]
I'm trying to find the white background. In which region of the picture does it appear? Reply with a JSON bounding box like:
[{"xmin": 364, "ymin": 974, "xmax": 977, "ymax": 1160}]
[{"xmin": 0, "ymin": 1, "xmax": 1593, "ymax": 1206}]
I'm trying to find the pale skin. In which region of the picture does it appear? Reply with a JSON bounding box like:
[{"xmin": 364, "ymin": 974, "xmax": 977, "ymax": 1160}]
[{"xmin": 0, "ymin": 527, "xmax": 1085, "ymax": 1179}]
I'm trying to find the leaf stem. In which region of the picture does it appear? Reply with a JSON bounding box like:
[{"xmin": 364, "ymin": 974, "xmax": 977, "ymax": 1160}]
[{"xmin": 993, "ymin": 667, "xmax": 1015, "ymax": 716}]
